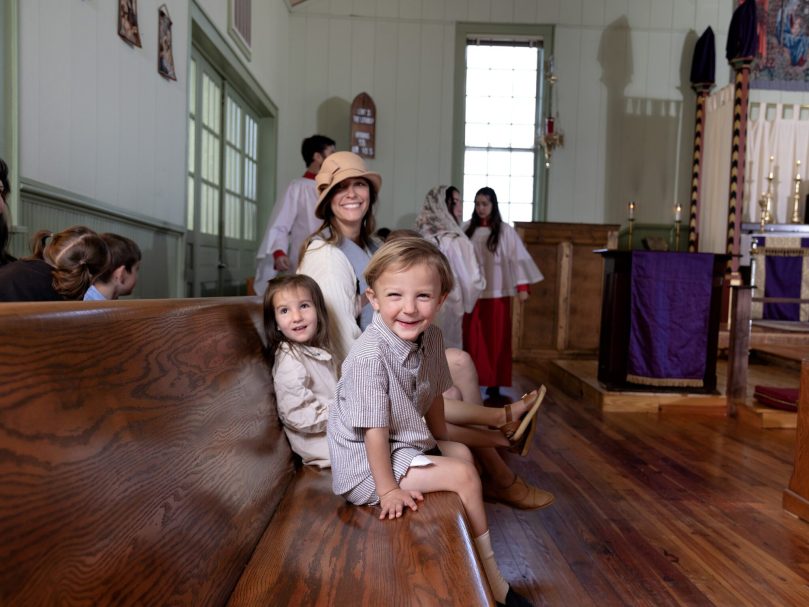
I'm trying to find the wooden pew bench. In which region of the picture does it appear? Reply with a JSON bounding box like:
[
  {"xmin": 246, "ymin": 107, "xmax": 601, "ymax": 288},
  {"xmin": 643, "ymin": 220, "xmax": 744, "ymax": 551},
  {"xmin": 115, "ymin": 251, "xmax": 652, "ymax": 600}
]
[{"xmin": 0, "ymin": 298, "xmax": 492, "ymax": 606}]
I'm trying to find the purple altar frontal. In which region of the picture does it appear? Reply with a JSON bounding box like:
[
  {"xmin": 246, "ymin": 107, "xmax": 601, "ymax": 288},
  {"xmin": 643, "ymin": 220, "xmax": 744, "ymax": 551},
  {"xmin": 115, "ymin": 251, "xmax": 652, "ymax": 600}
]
[
  {"xmin": 597, "ymin": 250, "xmax": 727, "ymax": 393},
  {"xmin": 751, "ymin": 236, "xmax": 809, "ymax": 322}
]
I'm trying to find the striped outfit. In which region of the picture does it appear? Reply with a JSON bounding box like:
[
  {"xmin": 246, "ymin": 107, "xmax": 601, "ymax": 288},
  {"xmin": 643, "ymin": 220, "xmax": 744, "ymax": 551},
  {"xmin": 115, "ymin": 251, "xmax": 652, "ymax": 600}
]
[{"xmin": 327, "ymin": 312, "xmax": 453, "ymax": 505}]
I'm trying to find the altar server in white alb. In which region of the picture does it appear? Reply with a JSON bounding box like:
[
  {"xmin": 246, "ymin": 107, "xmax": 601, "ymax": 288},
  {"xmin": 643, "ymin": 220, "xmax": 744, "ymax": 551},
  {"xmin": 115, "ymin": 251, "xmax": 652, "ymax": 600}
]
[
  {"xmin": 416, "ymin": 185, "xmax": 486, "ymax": 350},
  {"xmin": 254, "ymin": 134, "xmax": 335, "ymax": 295},
  {"xmin": 462, "ymin": 187, "xmax": 543, "ymax": 401}
]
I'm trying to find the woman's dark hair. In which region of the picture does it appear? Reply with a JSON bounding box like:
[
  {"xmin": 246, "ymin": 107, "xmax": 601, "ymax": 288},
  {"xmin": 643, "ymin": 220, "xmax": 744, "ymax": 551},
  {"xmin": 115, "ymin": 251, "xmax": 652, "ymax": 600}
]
[
  {"xmin": 263, "ymin": 274, "xmax": 333, "ymax": 368},
  {"xmin": 301, "ymin": 177, "xmax": 378, "ymax": 262},
  {"xmin": 464, "ymin": 186, "xmax": 502, "ymax": 252},
  {"xmin": 445, "ymin": 186, "xmax": 459, "ymax": 211}
]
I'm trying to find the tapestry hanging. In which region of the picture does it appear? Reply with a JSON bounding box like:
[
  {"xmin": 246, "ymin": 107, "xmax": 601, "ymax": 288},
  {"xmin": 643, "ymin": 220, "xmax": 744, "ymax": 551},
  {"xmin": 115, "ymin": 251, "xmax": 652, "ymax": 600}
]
[{"xmin": 752, "ymin": 0, "xmax": 809, "ymax": 91}]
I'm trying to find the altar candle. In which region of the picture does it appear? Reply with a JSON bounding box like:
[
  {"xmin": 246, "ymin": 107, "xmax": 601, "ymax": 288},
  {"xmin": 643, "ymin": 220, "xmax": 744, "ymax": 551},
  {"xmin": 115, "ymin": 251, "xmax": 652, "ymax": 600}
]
[
  {"xmin": 674, "ymin": 203, "xmax": 682, "ymax": 222},
  {"xmin": 628, "ymin": 201, "xmax": 635, "ymax": 220}
]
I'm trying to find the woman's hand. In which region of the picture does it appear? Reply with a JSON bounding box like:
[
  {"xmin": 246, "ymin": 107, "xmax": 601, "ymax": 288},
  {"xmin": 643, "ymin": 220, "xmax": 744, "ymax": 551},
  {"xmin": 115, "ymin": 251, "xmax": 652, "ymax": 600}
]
[{"xmin": 378, "ymin": 487, "xmax": 424, "ymax": 520}]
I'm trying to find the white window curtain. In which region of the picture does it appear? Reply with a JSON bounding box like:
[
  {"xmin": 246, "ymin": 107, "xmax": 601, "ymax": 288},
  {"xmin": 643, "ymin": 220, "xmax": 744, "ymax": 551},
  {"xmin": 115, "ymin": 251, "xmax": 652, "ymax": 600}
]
[
  {"xmin": 747, "ymin": 104, "xmax": 809, "ymax": 225},
  {"xmin": 699, "ymin": 85, "xmax": 734, "ymax": 254}
]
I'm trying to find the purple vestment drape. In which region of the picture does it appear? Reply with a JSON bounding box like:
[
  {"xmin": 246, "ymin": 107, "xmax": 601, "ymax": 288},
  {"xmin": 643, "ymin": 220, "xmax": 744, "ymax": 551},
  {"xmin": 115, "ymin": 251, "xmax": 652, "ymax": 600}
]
[{"xmin": 626, "ymin": 251, "xmax": 715, "ymax": 387}]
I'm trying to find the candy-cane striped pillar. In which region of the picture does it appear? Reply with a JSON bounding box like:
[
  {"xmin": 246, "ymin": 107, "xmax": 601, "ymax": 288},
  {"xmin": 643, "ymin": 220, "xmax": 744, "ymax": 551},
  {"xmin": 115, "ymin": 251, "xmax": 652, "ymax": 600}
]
[
  {"xmin": 688, "ymin": 84, "xmax": 713, "ymax": 253},
  {"xmin": 725, "ymin": 60, "xmax": 752, "ymax": 281}
]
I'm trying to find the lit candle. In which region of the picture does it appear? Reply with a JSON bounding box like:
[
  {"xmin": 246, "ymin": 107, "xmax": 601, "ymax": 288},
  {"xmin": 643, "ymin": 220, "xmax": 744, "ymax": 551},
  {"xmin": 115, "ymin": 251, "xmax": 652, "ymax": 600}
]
[
  {"xmin": 628, "ymin": 201, "xmax": 635, "ymax": 220},
  {"xmin": 674, "ymin": 203, "xmax": 682, "ymax": 222},
  {"xmin": 797, "ymin": 159, "xmax": 802, "ymax": 180}
]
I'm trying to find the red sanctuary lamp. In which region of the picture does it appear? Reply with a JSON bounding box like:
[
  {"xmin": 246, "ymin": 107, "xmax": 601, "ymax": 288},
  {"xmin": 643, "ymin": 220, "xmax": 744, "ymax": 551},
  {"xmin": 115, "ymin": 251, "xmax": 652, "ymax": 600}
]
[{"xmin": 539, "ymin": 56, "xmax": 564, "ymax": 167}]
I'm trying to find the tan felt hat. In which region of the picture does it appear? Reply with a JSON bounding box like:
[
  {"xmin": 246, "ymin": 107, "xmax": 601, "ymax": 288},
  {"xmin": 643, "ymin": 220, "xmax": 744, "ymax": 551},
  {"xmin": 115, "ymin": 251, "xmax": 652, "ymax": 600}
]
[{"xmin": 315, "ymin": 151, "xmax": 382, "ymax": 219}]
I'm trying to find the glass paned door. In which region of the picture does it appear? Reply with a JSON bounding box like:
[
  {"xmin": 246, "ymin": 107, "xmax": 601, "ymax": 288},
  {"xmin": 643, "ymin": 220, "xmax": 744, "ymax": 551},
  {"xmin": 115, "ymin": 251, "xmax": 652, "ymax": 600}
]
[{"xmin": 186, "ymin": 50, "xmax": 260, "ymax": 296}]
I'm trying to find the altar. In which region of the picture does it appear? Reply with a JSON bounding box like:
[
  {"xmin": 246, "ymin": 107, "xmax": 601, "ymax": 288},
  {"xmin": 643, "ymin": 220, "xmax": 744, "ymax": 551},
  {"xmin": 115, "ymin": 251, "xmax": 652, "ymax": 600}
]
[
  {"xmin": 597, "ymin": 250, "xmax": 727, "ymax": 392},
  {"xmin": 742, "ymin": 223, "xmax": 809, "ymax": 323}
]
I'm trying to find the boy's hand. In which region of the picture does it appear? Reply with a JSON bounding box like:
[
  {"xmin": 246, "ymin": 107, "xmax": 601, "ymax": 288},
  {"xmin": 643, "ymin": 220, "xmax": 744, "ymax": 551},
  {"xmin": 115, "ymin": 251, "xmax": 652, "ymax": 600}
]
[{"xmin": 378, "ymin": 488, "xmax": 423, "ymax": 520}]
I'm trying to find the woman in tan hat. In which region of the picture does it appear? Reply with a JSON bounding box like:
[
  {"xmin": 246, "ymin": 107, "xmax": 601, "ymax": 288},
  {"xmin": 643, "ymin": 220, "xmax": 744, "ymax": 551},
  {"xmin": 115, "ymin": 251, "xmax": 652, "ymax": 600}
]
[
  {"xmin": 298, "ymin": 151, "xmax": 382, "ymax": 364},
  {"xmin": 297, "ymin": 153, "xmax": 553, "ymax": 510}
]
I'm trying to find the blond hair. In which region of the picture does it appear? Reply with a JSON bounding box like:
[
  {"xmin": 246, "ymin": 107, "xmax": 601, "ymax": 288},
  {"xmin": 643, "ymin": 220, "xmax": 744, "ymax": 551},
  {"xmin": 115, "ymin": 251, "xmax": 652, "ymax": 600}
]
[{"xmin": 364, "ymin": 236, "xmax": 453, "ymax": 296}]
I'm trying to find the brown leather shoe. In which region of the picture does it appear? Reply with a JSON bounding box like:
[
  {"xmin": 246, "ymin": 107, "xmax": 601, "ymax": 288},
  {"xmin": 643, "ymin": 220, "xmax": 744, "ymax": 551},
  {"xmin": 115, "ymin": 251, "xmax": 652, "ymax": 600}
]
[{"xmin": 484, "ymin": 475, "xmax": 554, "ymax": 510}]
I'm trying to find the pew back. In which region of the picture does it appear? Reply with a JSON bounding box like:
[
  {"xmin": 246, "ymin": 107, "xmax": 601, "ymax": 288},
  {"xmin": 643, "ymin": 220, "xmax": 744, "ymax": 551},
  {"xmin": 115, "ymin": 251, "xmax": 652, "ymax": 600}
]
[{"xmin": 0, "ymin": 298, "xmax": 288, "ymax": 606}]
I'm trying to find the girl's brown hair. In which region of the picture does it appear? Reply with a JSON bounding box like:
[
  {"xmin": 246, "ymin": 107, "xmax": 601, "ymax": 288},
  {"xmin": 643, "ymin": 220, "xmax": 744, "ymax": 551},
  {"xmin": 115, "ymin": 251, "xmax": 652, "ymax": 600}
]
[
  {"xmin": 263, "ymin": 274, "xmax": 333, "ymax": 365},
  {"xmin": 30, "ymin": 226, "xmax": 110, "ymax": 300}
]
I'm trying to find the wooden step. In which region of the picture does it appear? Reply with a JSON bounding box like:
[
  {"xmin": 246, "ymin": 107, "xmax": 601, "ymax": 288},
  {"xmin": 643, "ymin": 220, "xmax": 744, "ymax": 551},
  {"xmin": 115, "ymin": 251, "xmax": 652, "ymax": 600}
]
[{"xmin": 548, "ymin": 358, "xmax": 798, "ymax": 429}]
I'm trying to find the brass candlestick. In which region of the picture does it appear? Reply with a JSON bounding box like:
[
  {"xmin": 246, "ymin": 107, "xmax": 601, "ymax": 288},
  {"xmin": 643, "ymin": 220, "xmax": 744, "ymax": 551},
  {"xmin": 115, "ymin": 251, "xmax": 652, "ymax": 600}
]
[
  {"xmin": 673, "ymin": 203, "xmax": 682, "ymax": 251},
  {"xmin": 627, "ymin": 201, "xmax": 635, "ymax": 250},
  {"xmin": 674, "ymin": 220, "xmax": 681, "ymax": 251},
  {"xmin": 764, "ymin": 155, "xmax": 774, "ymax": 224},
  {"xmin": 758, "ymin": 193, "xmax": 768, "ymax": 231},
  {"xmin": 791, "ymin": 159, "xmax": 802, "ymax": 223}
]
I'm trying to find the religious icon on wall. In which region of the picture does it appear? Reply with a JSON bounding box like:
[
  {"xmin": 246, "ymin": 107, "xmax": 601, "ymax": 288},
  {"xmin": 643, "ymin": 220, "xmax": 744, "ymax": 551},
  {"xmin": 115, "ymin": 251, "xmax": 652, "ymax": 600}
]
[
  {"xmin": 752, "ymin": 0, "xmax": 809, "ymax": 91},
  {"xmin": 157, "ymin": 5, "xmax": 177, "ymax": 81},
  {"xmin": 118, "ymin": 0, "xmax": 142, "ymax": 48}
]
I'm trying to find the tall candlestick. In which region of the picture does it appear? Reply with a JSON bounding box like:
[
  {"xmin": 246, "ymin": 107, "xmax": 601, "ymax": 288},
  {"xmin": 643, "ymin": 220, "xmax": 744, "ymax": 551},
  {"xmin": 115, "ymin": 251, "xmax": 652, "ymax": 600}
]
[{"xmin": 792, "ymin": 159, "xmax": 802, "ymax": 224}]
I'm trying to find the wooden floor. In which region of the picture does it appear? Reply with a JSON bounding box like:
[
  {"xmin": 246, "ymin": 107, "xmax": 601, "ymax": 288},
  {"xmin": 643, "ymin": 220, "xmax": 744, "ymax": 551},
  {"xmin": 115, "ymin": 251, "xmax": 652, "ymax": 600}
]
[{"xmin": 485, "ymin": 372, "xmax": 809, "ymax": 607}]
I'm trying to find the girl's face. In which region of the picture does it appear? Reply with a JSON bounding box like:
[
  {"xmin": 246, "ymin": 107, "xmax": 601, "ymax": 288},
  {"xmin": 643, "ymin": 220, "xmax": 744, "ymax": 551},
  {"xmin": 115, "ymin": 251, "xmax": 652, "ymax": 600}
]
[
  {"xmin": 272, "ymin": 286, "xmax": 318, "ymax": 345},
  {"xmin": 330, "ymin": 177, "xmax": 370, "ymax": 232},
  {"xmin": 474, "ymin": 194, "xmax": 493, "ymax": 220}
]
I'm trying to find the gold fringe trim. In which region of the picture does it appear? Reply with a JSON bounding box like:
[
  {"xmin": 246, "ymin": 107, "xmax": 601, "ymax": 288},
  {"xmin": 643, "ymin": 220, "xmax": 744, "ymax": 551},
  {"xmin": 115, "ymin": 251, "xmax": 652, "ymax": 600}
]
[
  {"xmin": 626, "ymin": 374, "xmax": 704, "ymax": 388},
  {"xmin": 750, "ymin": 247, "xmax": 809, "ymax": 257}
]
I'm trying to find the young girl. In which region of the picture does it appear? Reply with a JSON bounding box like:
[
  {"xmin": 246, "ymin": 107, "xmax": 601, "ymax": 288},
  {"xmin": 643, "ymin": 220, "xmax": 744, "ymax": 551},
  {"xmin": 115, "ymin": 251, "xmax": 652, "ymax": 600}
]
[
  {"xmin": 328, "ymin": 237, "xmax": 534, "ymax": 607},
  {"xmin": 264, "ymin": 274, "xmax": 336, "ymax": 469},
  {"xmin": 463, "ymin": 187, "xmax": 543, "ymax": 401}
]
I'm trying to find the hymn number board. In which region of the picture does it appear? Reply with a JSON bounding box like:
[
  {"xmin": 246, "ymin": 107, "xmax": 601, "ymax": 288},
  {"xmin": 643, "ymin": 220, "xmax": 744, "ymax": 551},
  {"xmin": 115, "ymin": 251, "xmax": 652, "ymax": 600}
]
[{"xmin": 350, "ymin": 92, "xmax": 376, "ymax": 158}]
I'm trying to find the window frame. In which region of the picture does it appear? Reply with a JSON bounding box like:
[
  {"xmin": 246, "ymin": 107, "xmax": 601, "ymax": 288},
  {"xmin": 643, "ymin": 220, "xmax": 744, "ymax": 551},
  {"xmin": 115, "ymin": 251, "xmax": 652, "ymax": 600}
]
[{"xmin": 453, "ymin": 23, "xmax": 555, "ymax": 223}]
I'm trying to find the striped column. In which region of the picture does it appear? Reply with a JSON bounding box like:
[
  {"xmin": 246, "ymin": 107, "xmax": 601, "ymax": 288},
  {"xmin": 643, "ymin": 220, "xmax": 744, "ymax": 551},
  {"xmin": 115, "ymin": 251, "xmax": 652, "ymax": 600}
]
[
  {"xmin": 688, "ymin": 84, "xmax": 713, "ymax": 253},
  {"xmin": 725, "ymin": 61, "xmax": 752, "ymax": 279}
]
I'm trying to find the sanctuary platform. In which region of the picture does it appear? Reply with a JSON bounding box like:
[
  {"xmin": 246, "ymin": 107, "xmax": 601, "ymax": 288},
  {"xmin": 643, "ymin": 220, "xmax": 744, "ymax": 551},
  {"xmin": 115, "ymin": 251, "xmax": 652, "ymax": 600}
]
[{"xmin": 544, "ymin": 358, "xmax": 800, "ymax": 429}]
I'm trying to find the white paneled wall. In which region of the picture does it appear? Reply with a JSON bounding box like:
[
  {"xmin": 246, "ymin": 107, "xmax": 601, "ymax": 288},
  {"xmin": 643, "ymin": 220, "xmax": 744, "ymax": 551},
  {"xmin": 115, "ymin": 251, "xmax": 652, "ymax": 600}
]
[
  {"xmin": 19, "ymin": 0, "xmax": 190, "ymax": 227},
  {"xmin": 18, "ymin": 0, "xmax": 289, "ymax": 231},
  {"xmin": 282, "ymin": 0, "xmax": 749, "ymax": 229}
]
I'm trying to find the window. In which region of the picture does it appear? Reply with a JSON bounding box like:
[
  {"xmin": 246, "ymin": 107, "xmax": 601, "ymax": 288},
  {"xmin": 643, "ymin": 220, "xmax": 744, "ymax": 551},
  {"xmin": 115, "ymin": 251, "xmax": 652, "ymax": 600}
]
[
  {"xmin": 455, "ymin": 26, "xmax": 553, "ymax": 224},
  {"xmin": 187, "ymin": 56, "xmax": 259, "ymax": 241}
]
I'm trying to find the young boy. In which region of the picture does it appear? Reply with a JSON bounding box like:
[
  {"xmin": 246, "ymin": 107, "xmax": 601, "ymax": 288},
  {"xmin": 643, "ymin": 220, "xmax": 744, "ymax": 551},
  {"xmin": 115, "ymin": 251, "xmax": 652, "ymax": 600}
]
[
  {"xmin": 327, "ymin": 237, "xmax": 534, "ymax": 607},
  {"xmin": 83, "ymin": 233, "xmax": 141, "ymax": 301}
]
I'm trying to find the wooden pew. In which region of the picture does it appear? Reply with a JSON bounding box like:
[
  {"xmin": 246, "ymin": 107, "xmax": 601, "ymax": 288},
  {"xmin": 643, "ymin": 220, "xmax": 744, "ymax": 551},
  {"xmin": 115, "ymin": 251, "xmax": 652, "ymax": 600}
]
[
  {"xmin": 784, "ymin": 359, "xmax": 809, "ymax": 522},
  {"xmin": 0, "ymin": 298, "xmax": 492, "ymax": 606}
]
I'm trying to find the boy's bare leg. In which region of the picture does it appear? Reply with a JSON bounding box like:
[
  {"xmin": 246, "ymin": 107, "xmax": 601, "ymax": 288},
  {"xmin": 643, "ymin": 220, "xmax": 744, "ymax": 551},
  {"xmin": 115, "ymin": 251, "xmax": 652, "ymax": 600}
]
[{"xmin": 399, "ymin": 450, "xmax": 487, "ymax": 536}]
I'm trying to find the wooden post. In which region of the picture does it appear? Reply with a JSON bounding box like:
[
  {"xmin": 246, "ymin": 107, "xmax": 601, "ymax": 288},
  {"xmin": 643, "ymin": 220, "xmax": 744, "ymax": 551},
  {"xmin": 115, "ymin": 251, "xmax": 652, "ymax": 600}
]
[
  {"xmin": 726, "ymin": 285, "xmax": 752, "ymax": 417},
  {"xmin": 783, "ymin": 359, "xmax": 809, "ymax": 522},
  {"xmin": 555, "ymin": 241, "xmax": 573, "ymax": 352},
  {"xmin": 688, "ymin": 85, "xmax": 712, "ymax": 252}
]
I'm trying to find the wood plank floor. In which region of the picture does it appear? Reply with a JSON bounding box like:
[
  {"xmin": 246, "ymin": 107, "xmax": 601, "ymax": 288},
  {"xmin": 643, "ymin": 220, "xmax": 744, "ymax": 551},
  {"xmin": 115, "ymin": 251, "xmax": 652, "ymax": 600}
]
[{"xmin": 485, "ymin": 373, "xmax": 809, "ymax": 607}]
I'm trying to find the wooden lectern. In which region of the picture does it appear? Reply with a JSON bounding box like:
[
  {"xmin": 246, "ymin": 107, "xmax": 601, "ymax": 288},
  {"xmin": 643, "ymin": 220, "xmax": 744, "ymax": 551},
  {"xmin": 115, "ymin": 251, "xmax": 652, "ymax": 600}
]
[{"xmin": 596, "ymin": 250, "xmax": 727, "ymax": 392}]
